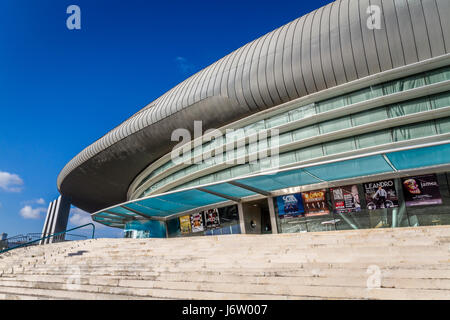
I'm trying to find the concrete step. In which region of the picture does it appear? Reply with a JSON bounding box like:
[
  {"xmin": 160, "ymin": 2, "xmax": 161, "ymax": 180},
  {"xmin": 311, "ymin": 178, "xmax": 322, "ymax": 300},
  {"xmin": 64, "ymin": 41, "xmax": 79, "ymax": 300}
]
[
  {"xmin": 0, "ymin": 280, "xmax": 293, "ymax": 300},
  {"xmin": 9, "ymin": 265, "xmax": 450, "ymax": 280},
  {"xmin": 2, "ymin": 272, "xmax": 449, "ymax": 290},
  {"xmin": 0, "ymin": 278, "xmax": 448, "ymax": 300},
  {"xmin": 0, "ymin": 226, "xmax": 449, "ymax": 300}
]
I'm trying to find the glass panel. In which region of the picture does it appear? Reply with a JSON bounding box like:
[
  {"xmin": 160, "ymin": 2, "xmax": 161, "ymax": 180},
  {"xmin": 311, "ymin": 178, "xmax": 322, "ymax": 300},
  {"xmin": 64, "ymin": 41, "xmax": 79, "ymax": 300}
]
[
  {"xmin": 402, "ymin": 74, "xmax": 426, "ymax": 90},
  {"xmin": 319, "ymin": 116, "xmax": 352, "ymax": 134},
  {"xmin": 436, "ymin": 117, "xmax": 450, "ymax": 134},
  {"xmin": 392, "ymin": 121, "xmax": 437, "ymax": 142},
  {"xmin": 383, "ymin": 74, "xmax": 426, "ymax": 95},
  {"xmin": 427, "ymin": 66, "xmax": 450, "ymax": 84},
  {"xmin": 248, "ymin": 161, "xmax": 261, "ymax": 173},
  {"xmin": 203, "ymin": 183, "xmax": 255, "ymax": 198},
  {"xmin": 348, "ymin": 87, "xmax": 372, "ymax": 105},
  {"xmin": 166, "ymin": 205, "xmax": 240, "ymax": 238},
  {"xmin": 398, "ymin": 97, "xmax": 431, "ymax": 115},
  {"xmin": 352, "ymin": 107, "xmax": 388, "ymax": 126},
  {"xmin": 370, "ymin": 85, "xmax": 384, "ymax": 98},
  {"xmin": 386, "ymin": 143, "xmax": 450, "ymax": 170},
  {"xmin": 306, "ymin": 155, "xmax": 393, "ymax": 181},
  {"xmin": 214, "ymin": 169, "xmax": 232, "ymax": 182},
  {"xmin": 278, "ymin": 151, "xmax": 296, "ymax": 166},
  {"xmin": 431, "ymin": 92, "xmax": 450, "ymax": 109},
  {"xmin": 332, "ymin": 186, "xmax": 372, "ymax": 231},
  {"xmin": 292, "ymin": 125, "xmax": 319, "ymax": 141},
  {"xmin": 278, "ymin": 131, "xmax": 293, "ymax": 145},
  {"xmin": 356, "ymin": 130, "xmax": 392, "ymax": 149},
  {"xmin": 244, "ymin": 120, "xmax": 265, "ymax": 134},
  {"xmin": 317, "ymin": 96, "xmax": 347, "ymax": 113},
  {"xmin": 288, "ymin": 103, "xmax": 316, "ymax": 121},
  {"xmin": 406, "ymin": 173, "xmax": 450, "ymax": 227},
  {"xmin": 323, "ymin": 137, "xmax": 356, "ymax": 156},
  {"xmin": 193, "ymin": 145, "xmax": 203, "ymax": 158},
  {"xmin": 277, "ymin": 215, "xmax": 308, "ymax": 234},
  {"xmin": 265, "ymin": 113, "xmax": 288, "ymax": 128},
  {"xmin": 230, "ymin": 164, "xmax": 251, "ymax": 177},
  {"xmin": 198, "ymin": 174, "xmax": 215, "ymax": 185},
  {"xmin": 296, "ymin": 145, "xmax": 323, "ymax": 161},
  {"xmin": 388, "ymin": 103, "xmax": 404, "ymax": 117}
]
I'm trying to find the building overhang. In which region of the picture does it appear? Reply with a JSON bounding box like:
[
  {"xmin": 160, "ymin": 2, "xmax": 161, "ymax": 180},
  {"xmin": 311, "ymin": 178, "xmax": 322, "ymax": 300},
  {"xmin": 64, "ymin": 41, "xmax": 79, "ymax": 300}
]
[{"xmin": 91, "ymin": 141, "xmax": 450, "ymax": 228}]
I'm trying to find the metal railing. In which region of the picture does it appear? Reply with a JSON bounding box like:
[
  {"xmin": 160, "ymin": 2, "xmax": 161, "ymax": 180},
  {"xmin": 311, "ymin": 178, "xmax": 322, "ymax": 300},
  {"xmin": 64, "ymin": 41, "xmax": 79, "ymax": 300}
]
[{"xmin": 0, "ymin": 223, "xmax": 95, "ymax": 255}]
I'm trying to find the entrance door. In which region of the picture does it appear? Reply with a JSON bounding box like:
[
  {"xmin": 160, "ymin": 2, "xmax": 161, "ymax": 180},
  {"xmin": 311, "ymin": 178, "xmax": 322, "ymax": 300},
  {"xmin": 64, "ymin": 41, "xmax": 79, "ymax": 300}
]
[{"xmin": 242, "ymin": 199, "xmax": 272, "ymax": 234}]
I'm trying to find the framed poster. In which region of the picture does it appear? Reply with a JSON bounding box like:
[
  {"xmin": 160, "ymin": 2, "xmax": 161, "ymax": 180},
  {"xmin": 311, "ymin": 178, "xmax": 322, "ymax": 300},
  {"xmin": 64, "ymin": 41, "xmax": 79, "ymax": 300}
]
[
  {"xmin": 402, "ymin": 174, "xmax": 442, "ymax": 207},
  {"xmin": 276, "ymin": 193, "xmax": 304, "ymax": 219},
  {"xmin": 302, "ymin": 189, "xmax": 330, "ymax": 217},
  {"xmin": 179, "ymin": 215, "xmax": 191, "ymax": 234},
  {"xmin": 204, "ymin": 208, "xmax": 220, "ymax": 229},
  {"xmin": 363, "ymin": 179, "xmax": 399, "ymax": 210},
  {"xmin": 190, "ymin": 212, "xmax": 204, "ymax": 233},
  {"xmin": 330, "ymin": 185, "xmax": 361, "ymax": 214}
]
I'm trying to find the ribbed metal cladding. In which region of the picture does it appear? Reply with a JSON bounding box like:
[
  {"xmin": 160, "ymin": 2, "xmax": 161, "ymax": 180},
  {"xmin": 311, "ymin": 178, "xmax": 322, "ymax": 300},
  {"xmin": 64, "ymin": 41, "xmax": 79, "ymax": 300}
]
[{"xmin": 57, "ymin": 0, "xmax": 450, "ymax": 213}]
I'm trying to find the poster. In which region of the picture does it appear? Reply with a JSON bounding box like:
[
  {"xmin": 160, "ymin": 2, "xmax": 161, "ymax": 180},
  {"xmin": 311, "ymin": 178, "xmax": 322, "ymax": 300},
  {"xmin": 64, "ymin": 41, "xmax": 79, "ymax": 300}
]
[
  {"xmin": 204, "ymin": 208, "xmax": 220, "ymax": 229},
  {"xmin": 330, "ymin": 185, "xmax": 361, "ymax": 214},
  {"xmin": 363, "ymin": 179, "xmax": 399, "ymax": 210},
  {"xmin": 190, "ymin": 212, "xmax": 204, "ymax": 233},
  {"xmin": 402, "ymin": 174, "xmax": 442, "ymax": 207},
  {"xmin": 276, "ymin": 193, "xmax": 304, "ymax": 218},
  {"xmin": 302, "ymin": 189, "xmax": 330, "ymax": 216},
  {"xmin": 179, "ymin": 215, "xmax": 191, "ymax": 234}
]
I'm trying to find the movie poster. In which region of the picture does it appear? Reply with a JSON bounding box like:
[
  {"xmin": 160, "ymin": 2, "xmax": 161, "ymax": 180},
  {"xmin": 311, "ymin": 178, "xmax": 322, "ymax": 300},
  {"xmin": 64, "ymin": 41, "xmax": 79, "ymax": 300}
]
[
  {"xmin": 204, "ymin": 208, "xmax": 220, "ymax": 229},
  {"xmin": 330, "ymin": 185, "xmax": 361, "ymax": 214},
  {"xmin": 276, "ymin": 193, "xmax": 304, "ymax": 219},
  {"xmin": 302, "ymin": 189, "xmax": 330, "ymax": 216},
  {"xmin": 363, "ymin": 179, "xmax": 399, "ymax": 210},
  {"xmin": 179, "ymin": 215, "xmax": 191, "ymax": 234},
  {"xmin": 402, "ymin": 174, "xmax": 442, "ymax": 207},
  {"xmin": 190, "ymin": 212, "xmax": 204, "ymax": 233}
]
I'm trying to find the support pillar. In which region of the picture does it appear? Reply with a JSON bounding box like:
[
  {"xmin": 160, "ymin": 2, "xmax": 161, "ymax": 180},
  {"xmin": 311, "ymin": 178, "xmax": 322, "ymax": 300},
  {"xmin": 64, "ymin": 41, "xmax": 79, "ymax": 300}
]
[
  {"xmin": 267, "ymin": 197, "xmax": 278, "ymax": 234},
  {"xmin": 237, "ymin": 202, "xmax": 246, "ymax": 234},
  {"xmin": 41, "ymin": 196, "xmax": 71, "ymax": 244}
]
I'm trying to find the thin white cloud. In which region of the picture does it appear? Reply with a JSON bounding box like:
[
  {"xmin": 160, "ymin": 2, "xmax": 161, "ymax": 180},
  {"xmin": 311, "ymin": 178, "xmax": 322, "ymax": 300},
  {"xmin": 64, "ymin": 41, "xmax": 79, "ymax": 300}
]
[
  {"xmin": 69, "ymin": 207, "xmax": 126, "ymax": 239},
  {"xmin": 69, "ymin": 207, "xmax": 104, "ymax": 228},
  {"xmin": 0, "ymin": 171, "xmax": 24, "ymax": 192},
  {"xmin": 19, "ymin": 205, "xmax": 46, "ymax": 219},
  {"xmin": 22, "ymin": 198, "xmax": 47, "ymax": 206},
  {"xmin": 175, "ymin": 56, "xmax": 195, "ymax": 75}
]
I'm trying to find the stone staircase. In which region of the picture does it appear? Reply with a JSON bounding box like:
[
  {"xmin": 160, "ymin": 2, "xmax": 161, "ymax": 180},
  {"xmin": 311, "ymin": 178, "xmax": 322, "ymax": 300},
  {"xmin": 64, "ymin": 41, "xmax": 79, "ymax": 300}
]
[{"xmin": 0, "ymin": 225, "xmax": 449, "ymax": 300}]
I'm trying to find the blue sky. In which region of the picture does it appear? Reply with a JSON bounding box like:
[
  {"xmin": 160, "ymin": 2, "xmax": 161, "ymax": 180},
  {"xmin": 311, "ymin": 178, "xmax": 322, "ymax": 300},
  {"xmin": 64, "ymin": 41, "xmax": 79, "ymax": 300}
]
[{"xmin": 0, "ymin": 0, "xmax": 333, "ymax": 238}]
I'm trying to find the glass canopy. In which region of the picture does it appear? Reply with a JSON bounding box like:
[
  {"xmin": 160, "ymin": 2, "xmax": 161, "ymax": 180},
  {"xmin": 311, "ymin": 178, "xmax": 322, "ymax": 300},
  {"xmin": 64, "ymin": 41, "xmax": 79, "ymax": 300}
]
[{"xmin": 92, "ymin": 143, "xmax": 450, "ymax": 226}]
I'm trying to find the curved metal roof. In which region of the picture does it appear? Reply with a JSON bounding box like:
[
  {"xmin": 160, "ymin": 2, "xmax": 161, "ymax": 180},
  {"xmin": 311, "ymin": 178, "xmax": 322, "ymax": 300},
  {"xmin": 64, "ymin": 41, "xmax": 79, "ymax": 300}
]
[{"xmin": 58, "ymin": 0, "xmax": 450, "ymax": 213}]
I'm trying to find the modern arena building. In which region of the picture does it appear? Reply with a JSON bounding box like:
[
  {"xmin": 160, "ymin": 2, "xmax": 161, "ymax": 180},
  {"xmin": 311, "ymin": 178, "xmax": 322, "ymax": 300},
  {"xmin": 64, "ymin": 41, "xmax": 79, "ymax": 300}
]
[{"xmin": 44, "ymin": 0, "xmax": 450, "ymax": 240}]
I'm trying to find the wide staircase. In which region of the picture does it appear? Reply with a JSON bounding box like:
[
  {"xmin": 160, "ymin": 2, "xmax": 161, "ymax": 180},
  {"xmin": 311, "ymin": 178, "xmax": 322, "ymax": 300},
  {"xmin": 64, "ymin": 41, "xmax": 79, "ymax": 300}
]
[{"xmin": 0, "ymin": 225, "xmax": 449, "ymax": 300}]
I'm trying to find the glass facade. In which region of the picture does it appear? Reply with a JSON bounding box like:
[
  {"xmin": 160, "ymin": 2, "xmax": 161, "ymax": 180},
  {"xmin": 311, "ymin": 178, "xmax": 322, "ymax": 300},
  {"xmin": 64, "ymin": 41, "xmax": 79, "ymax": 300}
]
[
  {"xmin": 166, "ymin": 205, "xmax": 241, "ymax": 238},
  {"xmin": 134, "ymin": 66, "xmax": 450, "ymax": 198},
  {"xmin": 124, "ymin": 220, "xmax": 167, "ymax": 239},
  {"xmin": 275, "ymin": 172, "xmax": 450, "ymax": 234}
]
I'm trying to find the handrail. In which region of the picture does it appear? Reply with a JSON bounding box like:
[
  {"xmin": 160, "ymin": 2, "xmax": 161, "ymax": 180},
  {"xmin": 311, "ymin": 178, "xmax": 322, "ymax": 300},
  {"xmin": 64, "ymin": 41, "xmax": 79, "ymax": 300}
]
[{"xmin": 0, "ymin": 223, "xmax": 95, "ymax": 255}]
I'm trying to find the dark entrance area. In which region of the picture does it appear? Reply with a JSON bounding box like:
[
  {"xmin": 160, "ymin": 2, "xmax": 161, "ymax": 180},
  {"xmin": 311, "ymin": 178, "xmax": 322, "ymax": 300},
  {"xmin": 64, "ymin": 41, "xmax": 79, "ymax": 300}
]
[{"xmin": 241, "ymin": 199, "xmax": 272, "ymax": 234}]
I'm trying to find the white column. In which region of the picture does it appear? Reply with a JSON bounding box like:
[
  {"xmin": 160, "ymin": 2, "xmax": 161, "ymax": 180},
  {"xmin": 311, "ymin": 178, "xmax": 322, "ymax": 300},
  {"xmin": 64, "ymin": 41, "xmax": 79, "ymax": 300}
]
[
  {"xmin": 49, "ymin": 196, "xmax": 62, "ymax": 244},
  {"xmin": 45, "ymin": 200, "xmax": 56, "ymax": 244},
  {"xmin": 237, "ymin": 203, "xmax": 246, "ymax": 234},
  {"xmin": 40, "ymin": 201, "xmax": 54, "ymax": 245},
  {"xmin": 267, "ymin": 197, "xmax": 278, "ymax": 234}
]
